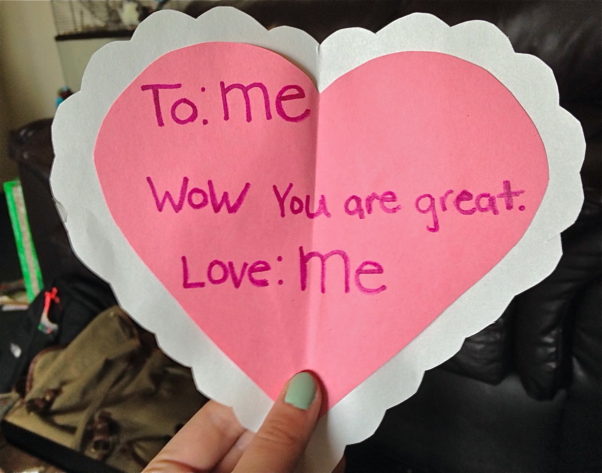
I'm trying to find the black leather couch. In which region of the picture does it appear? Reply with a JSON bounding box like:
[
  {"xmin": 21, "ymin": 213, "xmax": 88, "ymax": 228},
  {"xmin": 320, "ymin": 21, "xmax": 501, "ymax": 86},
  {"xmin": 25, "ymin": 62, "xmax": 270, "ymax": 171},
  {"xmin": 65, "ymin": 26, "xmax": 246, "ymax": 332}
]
[{"xmin": 8, "ymin": 1, "xmax": 601, "ymax": 472}]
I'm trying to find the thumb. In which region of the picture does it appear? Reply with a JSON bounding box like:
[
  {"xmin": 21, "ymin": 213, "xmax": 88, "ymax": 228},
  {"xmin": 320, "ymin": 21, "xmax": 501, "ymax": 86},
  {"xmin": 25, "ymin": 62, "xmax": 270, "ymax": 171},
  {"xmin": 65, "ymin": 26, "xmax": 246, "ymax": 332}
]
[{"xmin": 232, "ymin": 371, "xmax": 322, "ymax": 473}]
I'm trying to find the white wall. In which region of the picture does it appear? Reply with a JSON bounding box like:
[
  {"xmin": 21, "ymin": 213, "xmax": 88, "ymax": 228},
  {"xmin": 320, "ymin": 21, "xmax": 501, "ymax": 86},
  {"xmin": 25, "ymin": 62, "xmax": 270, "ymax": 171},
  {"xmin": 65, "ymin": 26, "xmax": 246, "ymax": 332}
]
[{"xmin": 0, "ymin": 0, "xmax": 66, "ymax": 184}]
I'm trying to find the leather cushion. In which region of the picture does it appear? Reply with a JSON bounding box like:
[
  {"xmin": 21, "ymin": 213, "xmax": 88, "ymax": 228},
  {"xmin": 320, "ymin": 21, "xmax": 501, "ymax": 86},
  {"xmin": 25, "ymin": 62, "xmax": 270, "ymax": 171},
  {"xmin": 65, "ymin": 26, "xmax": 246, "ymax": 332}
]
[{"xmin": 513, "ymin": 191, "xmax": 602, "ymax": 399}]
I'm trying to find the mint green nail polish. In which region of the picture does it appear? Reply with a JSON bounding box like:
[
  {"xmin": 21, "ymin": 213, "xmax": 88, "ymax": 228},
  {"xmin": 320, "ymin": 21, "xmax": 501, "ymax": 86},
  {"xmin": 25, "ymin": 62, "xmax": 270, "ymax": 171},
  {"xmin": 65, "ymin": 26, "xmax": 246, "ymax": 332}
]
[{"xmin": 285, "ymin": 372, "xmax": 316, "ymax": 410}]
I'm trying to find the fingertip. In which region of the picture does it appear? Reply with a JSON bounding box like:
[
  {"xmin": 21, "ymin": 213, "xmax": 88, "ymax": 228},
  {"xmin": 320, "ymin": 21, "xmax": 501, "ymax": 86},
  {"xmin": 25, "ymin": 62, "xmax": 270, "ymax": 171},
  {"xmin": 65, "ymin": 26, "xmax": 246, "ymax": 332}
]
[
  {"xmin": 284, "ymin": 371, "xmax": 320, "ymax": 411},
  {"xmin": 231, "ymin": 372, "xmax": 324, "ymax": 473}
]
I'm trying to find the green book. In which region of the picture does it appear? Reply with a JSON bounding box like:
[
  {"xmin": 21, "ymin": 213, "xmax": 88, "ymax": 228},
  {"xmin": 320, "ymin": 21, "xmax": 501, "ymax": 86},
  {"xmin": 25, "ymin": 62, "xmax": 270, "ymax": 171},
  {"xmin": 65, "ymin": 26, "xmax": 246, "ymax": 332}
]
[{"xmin": 3, "ymin": 180, "xmax": 43, "ymax": 302}]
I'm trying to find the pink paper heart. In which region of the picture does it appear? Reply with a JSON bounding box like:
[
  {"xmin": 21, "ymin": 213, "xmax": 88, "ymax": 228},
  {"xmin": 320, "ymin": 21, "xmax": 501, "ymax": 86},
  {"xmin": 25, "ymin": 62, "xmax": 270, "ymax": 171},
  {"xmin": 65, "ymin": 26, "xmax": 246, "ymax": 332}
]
[{"xmin": 95, "ymin": 42, "xmax": 547, "ymax": 408}]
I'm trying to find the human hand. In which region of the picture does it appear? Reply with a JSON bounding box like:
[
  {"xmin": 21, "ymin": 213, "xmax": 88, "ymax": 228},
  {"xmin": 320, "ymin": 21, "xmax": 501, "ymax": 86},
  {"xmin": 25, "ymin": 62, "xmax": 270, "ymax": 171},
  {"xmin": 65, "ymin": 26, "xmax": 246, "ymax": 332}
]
[{"xmin": 143, "ymin": 371, "xmax": 344, "ymax": 473}]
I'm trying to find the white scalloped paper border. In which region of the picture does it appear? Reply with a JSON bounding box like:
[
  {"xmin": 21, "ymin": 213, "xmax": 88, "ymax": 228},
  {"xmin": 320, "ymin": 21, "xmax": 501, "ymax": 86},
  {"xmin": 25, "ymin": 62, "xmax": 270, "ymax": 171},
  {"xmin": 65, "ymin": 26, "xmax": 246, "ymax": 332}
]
[{"xmin": 50, "ymin": 8, "xmax": 584, "ymax": 472}]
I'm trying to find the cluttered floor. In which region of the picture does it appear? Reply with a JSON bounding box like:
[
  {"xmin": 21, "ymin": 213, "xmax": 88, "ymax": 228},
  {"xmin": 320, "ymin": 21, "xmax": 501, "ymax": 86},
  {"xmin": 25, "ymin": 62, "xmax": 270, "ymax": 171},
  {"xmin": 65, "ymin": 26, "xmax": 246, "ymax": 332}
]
[{"xmin": 1, "ymin": 196, "xmax": 64, "ymax": 473}]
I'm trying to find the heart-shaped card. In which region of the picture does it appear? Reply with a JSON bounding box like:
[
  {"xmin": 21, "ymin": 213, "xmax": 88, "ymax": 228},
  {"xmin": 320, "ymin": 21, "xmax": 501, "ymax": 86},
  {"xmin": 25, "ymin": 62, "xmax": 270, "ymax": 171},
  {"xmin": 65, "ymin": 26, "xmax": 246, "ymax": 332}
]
[{"xmin": 51, "ymin": 8, "xmax": 584, "ymax": 471}]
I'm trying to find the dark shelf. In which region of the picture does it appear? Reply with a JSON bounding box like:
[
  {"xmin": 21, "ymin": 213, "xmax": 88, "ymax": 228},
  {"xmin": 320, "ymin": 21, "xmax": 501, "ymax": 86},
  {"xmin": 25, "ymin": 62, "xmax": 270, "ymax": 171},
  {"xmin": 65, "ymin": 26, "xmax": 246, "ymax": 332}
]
[{"xmin": 55, "ymin": 30, "xmax": 133, "ymax": 41}]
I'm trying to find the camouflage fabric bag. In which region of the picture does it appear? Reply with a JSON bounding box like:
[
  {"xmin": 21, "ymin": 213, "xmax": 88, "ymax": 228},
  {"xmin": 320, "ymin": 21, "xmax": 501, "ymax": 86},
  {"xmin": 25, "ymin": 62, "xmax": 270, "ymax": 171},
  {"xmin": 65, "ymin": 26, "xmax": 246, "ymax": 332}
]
[{"xmin": 4, "ymin": 306, "xmax": 206, "ymax": 473}]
